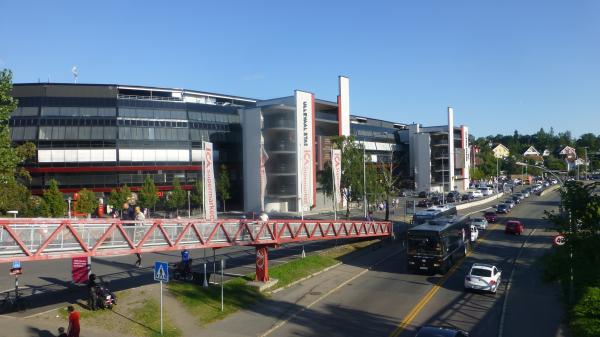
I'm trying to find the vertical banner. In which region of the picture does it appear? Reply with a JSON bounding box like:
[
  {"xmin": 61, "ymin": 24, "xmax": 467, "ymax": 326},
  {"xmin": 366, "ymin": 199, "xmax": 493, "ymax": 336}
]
[
  {"xmin": 203, "ymin": 141, "xmax": 218, "ymax": 221},
  {"xmin": 295, "ymin": 91, "xmax": 314, "ymax": 211},
  {"xmin": 72, "ymin": 256, "xmax": 89, "ymax": 284},
  {"xmin": 259, "ymin": 144, "xmax": 269, "ymax": 212},
  {"xmin": 331, "ymin": 149, "xmax": 342, "ymax": 205},
  {"xmin": 338, "ymin": 76, "xmax": 350, "ymax": 136}
]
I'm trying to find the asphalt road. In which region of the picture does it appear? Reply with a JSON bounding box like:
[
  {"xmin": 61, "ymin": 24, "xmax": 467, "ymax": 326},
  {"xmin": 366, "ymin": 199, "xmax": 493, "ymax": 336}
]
[{"xmin": 257, "ymin": 190, "xmax": 565, "ymax": 337}]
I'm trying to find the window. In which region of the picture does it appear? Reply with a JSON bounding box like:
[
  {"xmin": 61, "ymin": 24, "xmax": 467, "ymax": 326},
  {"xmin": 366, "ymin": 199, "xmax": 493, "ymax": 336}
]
[
  {"xmin": 12, "ymin": 107, "xmax": 39, "ymax": 116},
  {"xmin": 78, "ymin": 126, "xmax": 91, "ymax": 140}
]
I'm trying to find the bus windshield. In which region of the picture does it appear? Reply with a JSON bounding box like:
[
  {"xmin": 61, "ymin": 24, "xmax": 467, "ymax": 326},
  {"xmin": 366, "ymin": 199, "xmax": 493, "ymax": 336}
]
[{"xmin": 408, "ymin": 235, "xmax": 441, "ymax": 255}]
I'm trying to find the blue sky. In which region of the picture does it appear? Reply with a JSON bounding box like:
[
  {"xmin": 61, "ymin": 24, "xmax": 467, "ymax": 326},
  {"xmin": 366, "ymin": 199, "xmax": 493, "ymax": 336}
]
[{"xmin": 1, "ymin": 0, "xmax": 599, "ymax": 137}]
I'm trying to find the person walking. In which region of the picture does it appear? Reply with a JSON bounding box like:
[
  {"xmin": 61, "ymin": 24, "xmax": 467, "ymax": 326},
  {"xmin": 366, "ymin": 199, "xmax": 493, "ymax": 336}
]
[
  {"xmin": 66, "ymin": 305, "xmax": 80, "ymax": 337},
  {"xmin": 133, "ymin": 206, "xmax": 145, "ymax": 267}
]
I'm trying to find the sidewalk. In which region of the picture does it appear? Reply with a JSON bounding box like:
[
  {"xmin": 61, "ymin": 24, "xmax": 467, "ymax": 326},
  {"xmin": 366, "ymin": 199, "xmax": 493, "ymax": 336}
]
[
  {"xmin": 0, "ymin": 314, "xmax": 130, "ymax": 337},
  {"xmin": 192, "ymin": 239, "xmax": 403, "ymax": 337}
]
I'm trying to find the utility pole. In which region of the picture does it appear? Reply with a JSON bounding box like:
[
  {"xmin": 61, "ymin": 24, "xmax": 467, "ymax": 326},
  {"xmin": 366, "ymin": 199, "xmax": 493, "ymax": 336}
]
[
  {"xmin": 496, "ymin": 157, "xmax": 499, "ymax": 193},
  {"xmin": 584, "ymin": 147, "xmax": 589, "ymax": 180}
]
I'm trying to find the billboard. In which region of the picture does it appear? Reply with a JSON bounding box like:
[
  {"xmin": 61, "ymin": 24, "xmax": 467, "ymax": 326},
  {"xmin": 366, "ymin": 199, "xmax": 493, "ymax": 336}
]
[
  {"xmin": 203, "ymin": 141, "xmax": 218, "ymax": 221},
  {"xmin": 332, "ymin": 149, "xmax": 342, "ymax": 205},
  {"xmin": 295, "ymin": 91, "xmax": 315, "ymax": 211}
]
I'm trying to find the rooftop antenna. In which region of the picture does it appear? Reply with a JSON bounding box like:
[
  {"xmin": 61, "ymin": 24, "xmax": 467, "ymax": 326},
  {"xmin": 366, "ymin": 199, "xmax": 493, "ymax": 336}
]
[{"xmin": 71, "ymin": 66, "xmax": 78, "ymax": 84}]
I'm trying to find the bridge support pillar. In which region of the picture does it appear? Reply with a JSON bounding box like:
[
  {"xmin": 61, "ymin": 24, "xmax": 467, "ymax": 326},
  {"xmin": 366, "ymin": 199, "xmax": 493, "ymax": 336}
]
[{"xmin": 255, "ymin": 245, "xmax": 269, "ymax": 282}]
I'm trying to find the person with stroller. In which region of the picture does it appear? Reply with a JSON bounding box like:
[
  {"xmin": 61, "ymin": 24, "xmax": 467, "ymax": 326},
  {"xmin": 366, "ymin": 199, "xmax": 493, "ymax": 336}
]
[{"xmin": 87, "ymin": 274, "xmax": 98, "ymax": 311}]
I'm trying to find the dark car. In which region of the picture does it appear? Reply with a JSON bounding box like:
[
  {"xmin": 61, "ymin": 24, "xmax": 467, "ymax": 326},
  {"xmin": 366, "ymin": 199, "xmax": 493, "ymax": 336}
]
[
  {"xmin": 496, "ymin": 204, "xmax": 509, "ymax": 214},
  {"xmin": 511, "ymin": 195, "xmax": 521, "ymax": 204},
  {"xmin": 484, "ymin": 211, "xmax": 497, "ymax": 223},
  {"xmin": 431, "ymin": 196, "xmax": 443, "ymax": 205},
  {"xmin": 461, "ymin": 194, "xmax": 474, "ymax": 201},
  {"xmin": 415, "ymin": 326, "xmax": 469, "ymax": 337},
  {"xmin": 446, "ymin": 195, "xmax": 457, "ymax": 203},
  {"xmin": 418, "ymin": 191, "xmax": 429, "ymax": 198},
  {"xmin": 417, "ymin": 199, "xmax": 433, "ymax": 208}
]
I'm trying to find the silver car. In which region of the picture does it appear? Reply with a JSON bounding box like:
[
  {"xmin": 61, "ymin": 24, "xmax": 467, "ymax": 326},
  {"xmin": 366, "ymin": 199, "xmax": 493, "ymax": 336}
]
[
  {"xmin": 471, "ymin": 217, "xmax": 488, "ymax": 230},
  {"xmin": 464, "ymin": 263, "xmax": 502, "ymax": 294}
]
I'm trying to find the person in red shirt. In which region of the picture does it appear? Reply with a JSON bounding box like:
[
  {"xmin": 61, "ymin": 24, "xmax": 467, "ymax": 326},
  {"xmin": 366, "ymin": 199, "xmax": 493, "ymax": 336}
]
[{"xmin": 67, "ymin": 305, "xmax": 80, "ymax": 337}]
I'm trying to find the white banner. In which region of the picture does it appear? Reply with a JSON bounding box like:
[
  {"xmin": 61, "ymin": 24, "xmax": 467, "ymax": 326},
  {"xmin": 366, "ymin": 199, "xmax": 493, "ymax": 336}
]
[
  {"xmin": 332, "ymin": 149, "xmax": 342, "ymax": 205},
  {"xmin": 259, "ymin": 144, "xmax": 269, "ymax": 212},
  {"xmin": 295, "ymin": 91, "xmax": 314, "ymax": 211},
  {"xmin": 203, "ymin": 141, "xmax": 217, "ymax": 221}
]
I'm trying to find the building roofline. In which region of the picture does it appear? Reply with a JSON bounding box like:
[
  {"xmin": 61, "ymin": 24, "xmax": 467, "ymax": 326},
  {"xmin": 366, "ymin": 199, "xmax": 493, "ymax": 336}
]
[{"xmin": 14, "ymin": 82, "xmax": 259, "ymax": 102}]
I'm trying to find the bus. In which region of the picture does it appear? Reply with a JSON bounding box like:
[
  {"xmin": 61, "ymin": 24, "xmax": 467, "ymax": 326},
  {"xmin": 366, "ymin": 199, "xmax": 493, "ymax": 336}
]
[
  {"xmin": 407, "ymin": 215, "xmax": 470, "ymax": 274},
  {"xmin": 412, "ymin": 204, "xmax": 457, "ymax": 225}
]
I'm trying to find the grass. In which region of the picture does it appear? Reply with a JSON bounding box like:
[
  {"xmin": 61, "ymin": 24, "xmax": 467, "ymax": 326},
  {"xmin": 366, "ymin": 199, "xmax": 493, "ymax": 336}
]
[
  {"xmin": 168, "ymin": 277, "xmax": 264, "ymax": 326},
  {"xmin": 130, "ymin": 298, "xmax": 181, "ymax": 337},
  {"xmin": 168, "ymin": 239, "xmax": 381, "ymax": 326}
]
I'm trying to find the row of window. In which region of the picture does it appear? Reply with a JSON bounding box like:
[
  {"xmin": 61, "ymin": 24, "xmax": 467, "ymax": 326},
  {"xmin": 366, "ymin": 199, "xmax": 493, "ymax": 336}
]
[
  {"xmin": 118, "ymin": 127, "xmax": 189, "ymax": 141},
  {"xmin": 38, "ymin": 126, "xmax": 117, "ymax": 140},
  {"xmin": 12, "ymin": 106, "xmax": 242, "ymax": 124}
]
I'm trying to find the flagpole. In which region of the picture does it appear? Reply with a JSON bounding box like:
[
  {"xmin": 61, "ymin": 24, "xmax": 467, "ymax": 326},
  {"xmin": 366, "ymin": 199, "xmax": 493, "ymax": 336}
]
[{"xmin": 331, "ymin": 150, "xmax": 337, "ymax": 220}]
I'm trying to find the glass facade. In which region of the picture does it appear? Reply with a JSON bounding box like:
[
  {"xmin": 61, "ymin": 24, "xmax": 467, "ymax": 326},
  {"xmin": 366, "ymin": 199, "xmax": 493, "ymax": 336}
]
[{"xmin": 10, "ymin": 84, "xmax": 253, "ymax": 209}]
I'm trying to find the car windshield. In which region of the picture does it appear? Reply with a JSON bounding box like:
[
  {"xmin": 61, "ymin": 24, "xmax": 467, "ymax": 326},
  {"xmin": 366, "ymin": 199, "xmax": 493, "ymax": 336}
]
[
  {"xmin": 408, "ymin": 235, "xmax": 440, "ymax": 255},
  {"xmin": 470, "ymin": 268, "xmax": 492, "ymax": 277},
  {"xmin": 472, "ymin": 218, "xmax": 484, "ymax": 222}
]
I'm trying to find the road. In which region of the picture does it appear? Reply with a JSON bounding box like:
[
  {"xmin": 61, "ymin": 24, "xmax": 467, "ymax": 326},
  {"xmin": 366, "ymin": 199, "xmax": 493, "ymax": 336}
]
[{"xmin": 249, "ymin": 190, "xmax": 566, "ymax": 337}]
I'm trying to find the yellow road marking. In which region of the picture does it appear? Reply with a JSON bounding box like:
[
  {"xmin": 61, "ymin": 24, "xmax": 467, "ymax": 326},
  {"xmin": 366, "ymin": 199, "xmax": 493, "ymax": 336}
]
[{"xmin": 388, "ymin": 224, "xmax": 496, "ymax": 337}]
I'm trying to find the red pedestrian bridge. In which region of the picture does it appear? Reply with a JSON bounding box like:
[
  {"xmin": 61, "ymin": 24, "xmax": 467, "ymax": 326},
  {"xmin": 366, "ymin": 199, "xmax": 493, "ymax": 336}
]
[{"xmin": 0, "ymin": 218, "xmax": 392, "ymax": 281}]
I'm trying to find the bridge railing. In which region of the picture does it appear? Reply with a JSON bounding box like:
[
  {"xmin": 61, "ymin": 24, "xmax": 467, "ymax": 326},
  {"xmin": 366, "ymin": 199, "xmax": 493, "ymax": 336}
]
[{"xmin": 0, "ymin": 218, "xmax": 392, "ymax": 262}]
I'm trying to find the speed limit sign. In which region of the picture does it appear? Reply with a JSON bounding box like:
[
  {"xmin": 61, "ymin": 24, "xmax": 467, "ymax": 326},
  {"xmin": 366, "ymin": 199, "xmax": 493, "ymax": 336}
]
[{"xmin": 553, "ymin": 235, "xmax": 566, "ymax": 246}]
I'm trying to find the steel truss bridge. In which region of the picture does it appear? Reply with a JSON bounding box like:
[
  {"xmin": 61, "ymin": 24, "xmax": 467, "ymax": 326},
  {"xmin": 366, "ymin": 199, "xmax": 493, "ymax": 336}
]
[{"xmin": 0, "ymin": 218, "xmax": 392, "ymax": 281}]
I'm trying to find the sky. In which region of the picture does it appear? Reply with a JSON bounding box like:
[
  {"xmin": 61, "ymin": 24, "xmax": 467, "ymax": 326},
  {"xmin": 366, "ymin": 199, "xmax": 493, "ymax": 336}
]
[{"xmin": 1, "ymin": 0, "xmax": 599, "ymax": 138}]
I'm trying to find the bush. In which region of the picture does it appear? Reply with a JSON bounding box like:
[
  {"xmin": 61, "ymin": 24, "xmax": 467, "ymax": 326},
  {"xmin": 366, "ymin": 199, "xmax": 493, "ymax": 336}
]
[{"xmin": 571, "ymin": 287, "xmax": 600, "ymax": 337}]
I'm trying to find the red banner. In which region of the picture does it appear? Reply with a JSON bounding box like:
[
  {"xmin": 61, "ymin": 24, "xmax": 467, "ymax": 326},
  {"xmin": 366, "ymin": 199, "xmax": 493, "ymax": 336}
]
[
  {"xmin": 255, "ymin": 246, "xmax": 269, "ymax": 282},
  {"xmin": 203, "ymin": 142, "xmax": 218, "ymax": 221},
  {"xmin": 72, "ymin": 256, "xmax": 89, "ymax": 284}
]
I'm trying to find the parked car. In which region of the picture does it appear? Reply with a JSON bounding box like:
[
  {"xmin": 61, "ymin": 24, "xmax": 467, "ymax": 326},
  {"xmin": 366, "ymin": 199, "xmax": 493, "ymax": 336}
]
[
  {"xmin": 417, "ymin": 199, "xmax": 433, "ymax": 208},
  {"xmin": 483, "ymin": 211, "xmax": 497, "ymax": 223},
  {"xmin": 418, "ymin": 191, "xmax": 429, "ymax": 198},
  {"xmin": 471, "ymin": 217, "xmax": 488, "ymax": 230},
  {"xmin": 511, "ymin": 195, "xmax": 521, "ymax": 204},
  {"xmin": 522, "ymin": 189, "xmax": 531, "ymax": 198},
  {"xmin": 461, "ymin": 194, "xmax": 474, "ymax": 201},
  {"xmin": 496, "ymin": 203, "xmax": 510, "ymax": 214},
  {"xmin": 415, "ymin": 326, "xmax": 469, "ymax": 337},
  {"xmin": 505, "ymin": 220, "xmax": 524, "ymax": 235},
  {"xmin": 446, "ymin": 195, "xmax": 457, "ymax": 203},
  {"xmin": 468, "ymin": 190, "xmax": 483, "ymax": 199},
  {"xmin": 514, "ymin": 193, "xmax": 525, "ymax": 201},
  {"xmin": 464, "ymin": 263, "xmax": 502, "ymax": 294},
  {"xmin": 478, "ymin": 187, "xmax": 493, "ymax": 196},
  {"xmin": 431, "ymin": 195, "xmax": 443, "ymax": 205}
]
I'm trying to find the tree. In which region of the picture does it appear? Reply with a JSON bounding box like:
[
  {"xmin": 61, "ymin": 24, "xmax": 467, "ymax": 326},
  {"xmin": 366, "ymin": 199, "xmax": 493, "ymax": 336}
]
[
  {"xmin": 75, "ymin": 188, "xmax": 98, "ymax": 216},
  {"xmin": 190, "ymin": 178, "xmax": 203, "ymax": 213},
  {"xmin": 108, "ymin": 184, "xmax": 131, "ymax": 209},
  {"xmin": 167, "ymin": 177, "xmax": 186, "ymax": 216},
  {"xmin": 317, "ymin": 136, "xmax": 366, "ymax": 218},
  {"xmin": 217, "ymin": 165, "xmax": 231, "ymax": 212},
  {"xmin": 43, "ymin": 179, "xmax": 67, "ymax": 217},
  {"xmin": 138, "ymin": 175, "xmax": 158, "ymax": 210}
]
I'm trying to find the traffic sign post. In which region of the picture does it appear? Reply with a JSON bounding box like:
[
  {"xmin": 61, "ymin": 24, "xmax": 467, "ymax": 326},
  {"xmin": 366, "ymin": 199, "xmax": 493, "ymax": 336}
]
[{"xmin": 154, "ymin": 261, "xmax": 169, "ymax": 335}]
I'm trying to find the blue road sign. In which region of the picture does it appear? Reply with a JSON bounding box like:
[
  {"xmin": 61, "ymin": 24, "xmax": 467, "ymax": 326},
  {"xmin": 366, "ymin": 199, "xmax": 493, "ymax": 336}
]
[
  {"xmin": 12, "ymin": 261, "xmax": 21, "ymax": 270},
  {"xmin": 154, "ymin": 261, "xmax": 169, "ymax": 282}
]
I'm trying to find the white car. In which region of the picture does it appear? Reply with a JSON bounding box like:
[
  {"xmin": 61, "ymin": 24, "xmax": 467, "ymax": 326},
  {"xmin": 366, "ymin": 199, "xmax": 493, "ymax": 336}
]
[
  {"xmin": 471, "ymin": 217, "xmax": 488, "ymax": 230},
  {"xmin": 464, "ymin": 263, "xmax": 502, "ymax": 293},
  {"xmin": 468, "ymin": 190, "xmax": 483, "ymax": 199},
  {"xmin": 469, "ymin": 225, "xmax": 479, "ymax": 242}
]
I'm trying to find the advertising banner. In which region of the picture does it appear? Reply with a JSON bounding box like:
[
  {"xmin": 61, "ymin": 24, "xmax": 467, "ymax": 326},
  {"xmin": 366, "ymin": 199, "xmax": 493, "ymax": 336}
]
[
  {"xmin": 203, "ymin": 141, "xmax": 218, "ymax": 221},
  {"xmin": 331, "ymin": 149, "xmax": 342, "ymax": 205},
  {"xmin": 72, "ymin": 256, "xmax": 89, "ymax": 284},
  {"xmin": 295, "ymin": 91, "xmax": 314, "ymax": 211}
]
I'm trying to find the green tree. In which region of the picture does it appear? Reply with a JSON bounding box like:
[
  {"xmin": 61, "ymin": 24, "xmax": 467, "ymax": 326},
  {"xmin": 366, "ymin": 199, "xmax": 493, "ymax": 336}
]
[
  {"xmin": 75, "ymin": 188, "xmax": 98, "ymax": 216},
  {"xmin": 190, "ymin": 178, "xmax": 203, "ymax": 213},
  {"xmin": 317, "ymin": 136, "xmax": 366, "ymax": 218},
  {"xmin": 108, "ymin": 184, "xmax": 132, "ymax": 209},
  {"xmin": 138, "ymin": 175, "xmax": 158, "ymax": 210},
  {"xmin": 217, "ymin": 165, "xmax": 231, "ymax": 212},
  {"xmin": 167, "ymin": 177, "xmax": 186, "ymax": 216},
  {"xmin": 43, "ymin": 179, "xmax": 67, "ymax": 217}
]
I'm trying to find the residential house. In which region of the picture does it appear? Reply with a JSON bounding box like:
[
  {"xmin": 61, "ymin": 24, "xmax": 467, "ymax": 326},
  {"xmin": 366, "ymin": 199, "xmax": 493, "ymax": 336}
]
[{"xmin": 492, "ymin": 144, "xmax": 510, "ymax": 159}]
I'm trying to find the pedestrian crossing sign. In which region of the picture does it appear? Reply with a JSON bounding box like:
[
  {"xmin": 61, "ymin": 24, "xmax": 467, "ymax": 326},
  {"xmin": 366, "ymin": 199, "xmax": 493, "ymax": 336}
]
[{"xmin": 154, "ymin": 261, "xmax": 169, "ymax": 282}]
